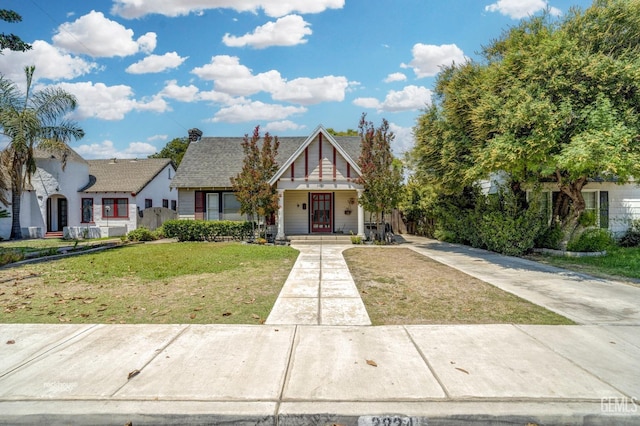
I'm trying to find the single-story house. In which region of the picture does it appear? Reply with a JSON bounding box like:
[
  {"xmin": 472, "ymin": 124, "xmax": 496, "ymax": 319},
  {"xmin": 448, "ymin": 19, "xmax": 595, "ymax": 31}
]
[
  {"xmin": 482, "ymin": 173, "xmax": 640, "ymax": 237},
  {"xmin": 0, "ymin": 148, "xmax": 177, "ymax": 240},
  {"xmin": 171, "ymin": 125, "xmax": 366, "ymax": 239}
]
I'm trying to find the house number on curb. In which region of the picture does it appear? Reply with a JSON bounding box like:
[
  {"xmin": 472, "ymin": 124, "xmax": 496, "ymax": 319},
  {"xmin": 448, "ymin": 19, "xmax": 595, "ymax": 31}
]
[{"xmin": 358, "ymin": 416, "xmax": 421, "ymax": 426}]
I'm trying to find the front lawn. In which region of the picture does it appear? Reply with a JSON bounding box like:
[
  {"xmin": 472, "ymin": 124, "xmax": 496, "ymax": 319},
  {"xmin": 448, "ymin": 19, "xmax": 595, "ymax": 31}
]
[
  {"xmin": 344, "ymin": 247, "xmax": 574, "ymax": 325},
  {"xmin": 0, "ymin": 242, "xmax": 298, "ymax": 324},
  {"xmin": 527, "ymin": 246, "xmax": 640, "ymax": 283}
]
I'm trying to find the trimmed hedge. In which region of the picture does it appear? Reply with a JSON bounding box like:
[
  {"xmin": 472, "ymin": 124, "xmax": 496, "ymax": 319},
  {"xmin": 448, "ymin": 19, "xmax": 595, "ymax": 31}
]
[{"xmin": 162, "ymin": 219, "xmax": 253, "ymax": 242}]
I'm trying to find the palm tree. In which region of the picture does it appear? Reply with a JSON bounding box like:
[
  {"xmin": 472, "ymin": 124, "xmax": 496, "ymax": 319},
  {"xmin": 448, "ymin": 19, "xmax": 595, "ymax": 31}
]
[{"xmin": 0, "ymin": 66, "xmax": 84, "ymax": 239}]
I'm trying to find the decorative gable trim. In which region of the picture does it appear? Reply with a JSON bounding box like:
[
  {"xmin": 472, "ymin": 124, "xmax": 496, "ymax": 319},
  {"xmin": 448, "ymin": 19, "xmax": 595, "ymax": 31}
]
[{"xmin": 269, "ymin": 125, "xmax": 362, "ymax": 185}]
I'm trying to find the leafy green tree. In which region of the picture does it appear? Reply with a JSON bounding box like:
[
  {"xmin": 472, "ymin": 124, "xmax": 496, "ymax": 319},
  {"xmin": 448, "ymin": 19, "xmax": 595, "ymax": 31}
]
[
  {"xmin": 326, "ymin": 128, "xmax": 358, "ymax": 136},
  {"xmin": 0, "ymin": 66, "xmax": 84, "ymax": 239},
  {"xmin": 148, "ymin": 137, "xmax": 189, "ymax": 166},
  {"xmin": 412, "ymin": 0, "xmax": 640, "ymax": 243},
  {"xmin": 0, "ymin": 9, "xmax": 31, "ymax": 52},
  {"xmin": 356, "ymin": 113, "xmax": 404, "ymax": 242},
  {"xmin": 230, "ymin": 126, "xmax": 280, "ymax": 236}
]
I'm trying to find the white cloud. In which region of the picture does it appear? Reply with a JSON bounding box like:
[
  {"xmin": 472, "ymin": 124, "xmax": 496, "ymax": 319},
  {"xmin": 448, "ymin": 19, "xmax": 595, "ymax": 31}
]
[
  {"xmin": 384, "ymin": 72, "xmax": 407, "ymax": 83},
  {"xmin": 159, "ymin": 80, "xmax": 200, "ymax": 102},
  {"xmin": 75, "ymin": 140, "xmax": 157, "ymax": 159},
  {"xmin": 381, "ymin": 85, "xmax": 432, "ymax": 111},
  {"xmin": 401, "ymin": 43, "xmax": 467, "ymax": 78},
  {"xmin": 192, "ymin": 55, "xmax": 351, "ymax": 104},
  {"xmin": 126, "ymin": 52, "xmax": 188, "ymax": 74},
  {"xmin": 264, "ymin": 120, "xmax": 305, "ymax": 132},
  {"xmin": 388, "ymin": 122, "xmax": 413, "ymax": 156},
  {"xmin": 212, "ymin": 101, "xmax": 306, "ymax": 123},
  {"xmin": 0, "ymin": 40, "xmax": 97, "ymax": 83},
  {"xmin": 485, "ymin": 0, "xmax": 562, "ymax": 19},
  {"xmin": 52, "ymin": 10, "xmax": 156, "ymax": 57},
  {"xmin": 56, "ymin": 81, "xmax": 138, "ymax": 120},
  {"xmin": 192, "ymin": 55, "xmax": 282, "ymax": 96},
  {"xmin": 352, "ymin": 97, "xmax": 382, "ymax": 110},
  {"xmin": 353, "ymin": 85, "xmax": 432, "ymax": 112},
  {"xmin": 147, "ymin": 134, "xmax": 168, "ymax": 142},
  {"xmin": 272, "ymin": 76, "xmax": 349, "ymax": 105},
  {"xmin": 135, "ymin": 94, "xmax": 170, "ymax": 113},
  {"xmin": 112, "ymin": 0, "xmax": 344, "ymax": 19},
  {"xmin": 197, "ymin": 90, "xmax": 248, "ymax": 105},
  {"xmin": 223, "ymin": 14, "xmax": 312, "ymax": 49}
]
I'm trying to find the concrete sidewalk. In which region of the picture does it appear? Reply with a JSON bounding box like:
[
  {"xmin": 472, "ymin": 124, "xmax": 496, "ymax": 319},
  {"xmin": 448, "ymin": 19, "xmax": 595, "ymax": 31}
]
[
  {"xmin": 1, "ymin": 323, "xmax": 638, "ymax": 425},
  {"xmin": 1, "ymin": 238, "xmax": 640, "ymax": 425}
]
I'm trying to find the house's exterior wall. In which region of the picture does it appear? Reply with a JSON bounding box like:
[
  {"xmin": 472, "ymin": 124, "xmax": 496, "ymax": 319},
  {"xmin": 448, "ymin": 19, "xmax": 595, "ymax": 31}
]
[
  {"xmin": 284, "ymin": 135, "xmax": 354, "ymax": 183},
  {"xmin": 583, "ymin": 181, "xmax": 640, "ymax": 236},
  {"xmin": 283, "ymin": 191, "xmax": 310, "ymax": 235},
  {"xmin": 334, "ymin": 190, "xmax": 359, "ymax": 234},
  {"xmin": 538, "ymin": 181, "xmax": 640, "ymax": 237},
  {"xmin": 90, "ymin": 192, "xmax": 137, "ymax": 233},
  {"xmin": 135, "ymin": 164, "xmax": 177, "ymax": 211}
]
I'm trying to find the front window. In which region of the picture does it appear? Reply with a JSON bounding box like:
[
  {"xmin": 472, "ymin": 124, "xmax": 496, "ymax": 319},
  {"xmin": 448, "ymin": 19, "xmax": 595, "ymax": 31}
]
[
  {"xmin": 222, "ymin": 193, "xmax": 243, "ymax": 221},
  {"xmin": 103, "ymin": 198, "xmax": 128, "ymax": 218},
  {"xmin": 81, "ymin": 198, "xmax": 93, "ymax": 223},
  {"xmin": 162, "ymin": 199, "xmax": 169, "ymax": 208},
  {"xmin": 145, "ymin": 199, "xmax": 152, "ymax": 209}
]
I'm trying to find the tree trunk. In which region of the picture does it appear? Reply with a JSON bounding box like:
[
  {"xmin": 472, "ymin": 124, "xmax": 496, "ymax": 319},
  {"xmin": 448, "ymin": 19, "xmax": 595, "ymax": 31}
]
[
  {"xmin": 557, "ymin": 177, "xmax": 587, "ymax": 249},
  {"xmin": 10, "ymin": 182, "xmax": 22, "ymax": 240}
]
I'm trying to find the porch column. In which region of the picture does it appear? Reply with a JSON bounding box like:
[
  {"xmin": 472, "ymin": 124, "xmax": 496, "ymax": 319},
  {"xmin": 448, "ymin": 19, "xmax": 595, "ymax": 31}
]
[
  {"xmin": 276, "ymin": 189, "xmax": 285, "ymax": 240},
  {"xmin": 357, "ymin": 189, "xmax": 365, "ymax": 237}
]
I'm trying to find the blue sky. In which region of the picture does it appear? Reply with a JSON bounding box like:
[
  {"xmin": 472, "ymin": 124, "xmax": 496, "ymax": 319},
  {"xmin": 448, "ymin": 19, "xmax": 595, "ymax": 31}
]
[{"xmin": 1, "ymin": 0, "xmax": 592, "ymax": 159}]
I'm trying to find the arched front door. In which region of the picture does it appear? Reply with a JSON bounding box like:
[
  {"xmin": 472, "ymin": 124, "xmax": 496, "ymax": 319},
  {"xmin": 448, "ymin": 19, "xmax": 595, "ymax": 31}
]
[{"xmin": 46, "ymin": 196, "xmax": 68, "ymax": 232}]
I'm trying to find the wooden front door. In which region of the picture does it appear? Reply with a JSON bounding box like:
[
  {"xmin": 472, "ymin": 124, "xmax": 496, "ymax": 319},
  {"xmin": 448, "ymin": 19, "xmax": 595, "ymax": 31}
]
[{"xmin": 311, "ymin": 193, "xmax": 332, "ymax": 233}]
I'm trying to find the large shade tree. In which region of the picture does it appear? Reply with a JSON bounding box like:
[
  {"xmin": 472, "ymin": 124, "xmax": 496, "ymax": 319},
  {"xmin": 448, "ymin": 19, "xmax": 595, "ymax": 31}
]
[
  {"xmin": 0, "ymin": 66, "xmax": 84, "ymax": 239},
  {"xmin": 412, "ymin": 0, "xmax": 640, "ymax": 241}
]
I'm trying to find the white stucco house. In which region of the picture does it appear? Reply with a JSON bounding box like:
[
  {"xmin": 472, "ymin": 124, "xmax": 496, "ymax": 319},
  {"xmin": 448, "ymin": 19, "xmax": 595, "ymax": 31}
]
[
  {"xmin": 171, "ymin": 125, "xmax": 366, "ymax": 240},
  {"xmin": 0, "ymin": 148, "xmax": 177, "ymax": 240}
]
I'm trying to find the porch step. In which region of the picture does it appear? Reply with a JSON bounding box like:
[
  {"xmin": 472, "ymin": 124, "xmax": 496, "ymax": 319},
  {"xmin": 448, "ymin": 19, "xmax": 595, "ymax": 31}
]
[
  {"xmin": 45, "ymin": 231, "xmax": 64, "ymax": 239},
  {"xmin": 288, "ymin": 235, "xmax": 353, "ymax": 245}
]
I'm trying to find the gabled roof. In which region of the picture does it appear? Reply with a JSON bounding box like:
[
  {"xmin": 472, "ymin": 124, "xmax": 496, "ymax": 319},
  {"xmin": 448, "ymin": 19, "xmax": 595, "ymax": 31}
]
[
  {"xmin": 81, "ymin": 158, "xmax": 174, "ymax": 194},
  {"xmin": 268, "ymin": 125, "xmax": 361, "ymax": 185},
  {"xmin": 171, "ymin": 127, "xmax": 361, "ymax": 189}
]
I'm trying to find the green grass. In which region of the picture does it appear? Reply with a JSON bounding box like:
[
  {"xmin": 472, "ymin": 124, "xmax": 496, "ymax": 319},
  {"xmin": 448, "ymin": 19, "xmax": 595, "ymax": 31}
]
[
  {"xmin": 529, "ymin": 246, "xmax": 640, "ymax": 282},
  {"xmin": 0, "ymin": 242, "xmax": 298, "ymax": 324}
]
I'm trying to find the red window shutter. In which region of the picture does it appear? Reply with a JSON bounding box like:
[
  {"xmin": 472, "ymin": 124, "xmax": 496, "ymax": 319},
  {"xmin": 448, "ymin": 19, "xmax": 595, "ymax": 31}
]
[{"xmin": 195, "ymin": 191, "xmax": 205, "ymax": 220}]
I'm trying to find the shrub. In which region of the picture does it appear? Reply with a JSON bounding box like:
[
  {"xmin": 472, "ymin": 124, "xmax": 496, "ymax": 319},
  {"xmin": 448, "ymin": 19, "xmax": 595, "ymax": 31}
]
[
  {"xmin": 619, "ymin": 219, "xmax": 640, "ymax": 247},
  {"xmin": 162, "ymin": 219, "xmax": 253, "ymax": 242},
  {"xmin": 567, "ymin": 228, "xmax": 614, "ymax": 252},
  {"xmin": 126, "ymin": 227, "xmax": 157, "ymax": 242},
  {"xmin": 535, "ymin": 222, "xmax": 564, "ymax": 249}
]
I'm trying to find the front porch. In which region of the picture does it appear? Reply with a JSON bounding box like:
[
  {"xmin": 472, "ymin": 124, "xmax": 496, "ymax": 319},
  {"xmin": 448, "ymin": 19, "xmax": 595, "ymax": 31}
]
[{"xmin": 275, "ymin": 189, "xmax": 365, "ymax": 241}]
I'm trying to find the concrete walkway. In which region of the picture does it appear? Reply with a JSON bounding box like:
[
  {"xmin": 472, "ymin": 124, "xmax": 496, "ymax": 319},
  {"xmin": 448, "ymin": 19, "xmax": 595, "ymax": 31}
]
[
  {"xmin": 1, "ymin": 238, "xmax": 640, "ymax": 425},
  {"xmin": 265, "ymin": 243, "xmax": 371, "ymax": 326}
]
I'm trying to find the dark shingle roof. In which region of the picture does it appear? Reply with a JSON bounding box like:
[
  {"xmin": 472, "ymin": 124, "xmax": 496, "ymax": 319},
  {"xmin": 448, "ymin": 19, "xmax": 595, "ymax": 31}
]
[
  {"xmin": 171, "ymin": 135, "xmax": 361, "ymax": 189},
  {"xmin": 82, "ymin": 158, "xmax": 174, "ymax": 194}
]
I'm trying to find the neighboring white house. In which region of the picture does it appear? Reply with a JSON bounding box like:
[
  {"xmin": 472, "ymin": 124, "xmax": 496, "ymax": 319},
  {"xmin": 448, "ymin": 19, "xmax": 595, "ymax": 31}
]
[
  {"xmin": 0, "ymin": 148, "xmax": 177, "ymax": 240},
  {"xmin": 481, "ymin": 172, "xmax": 640, "ymax": 237}
]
